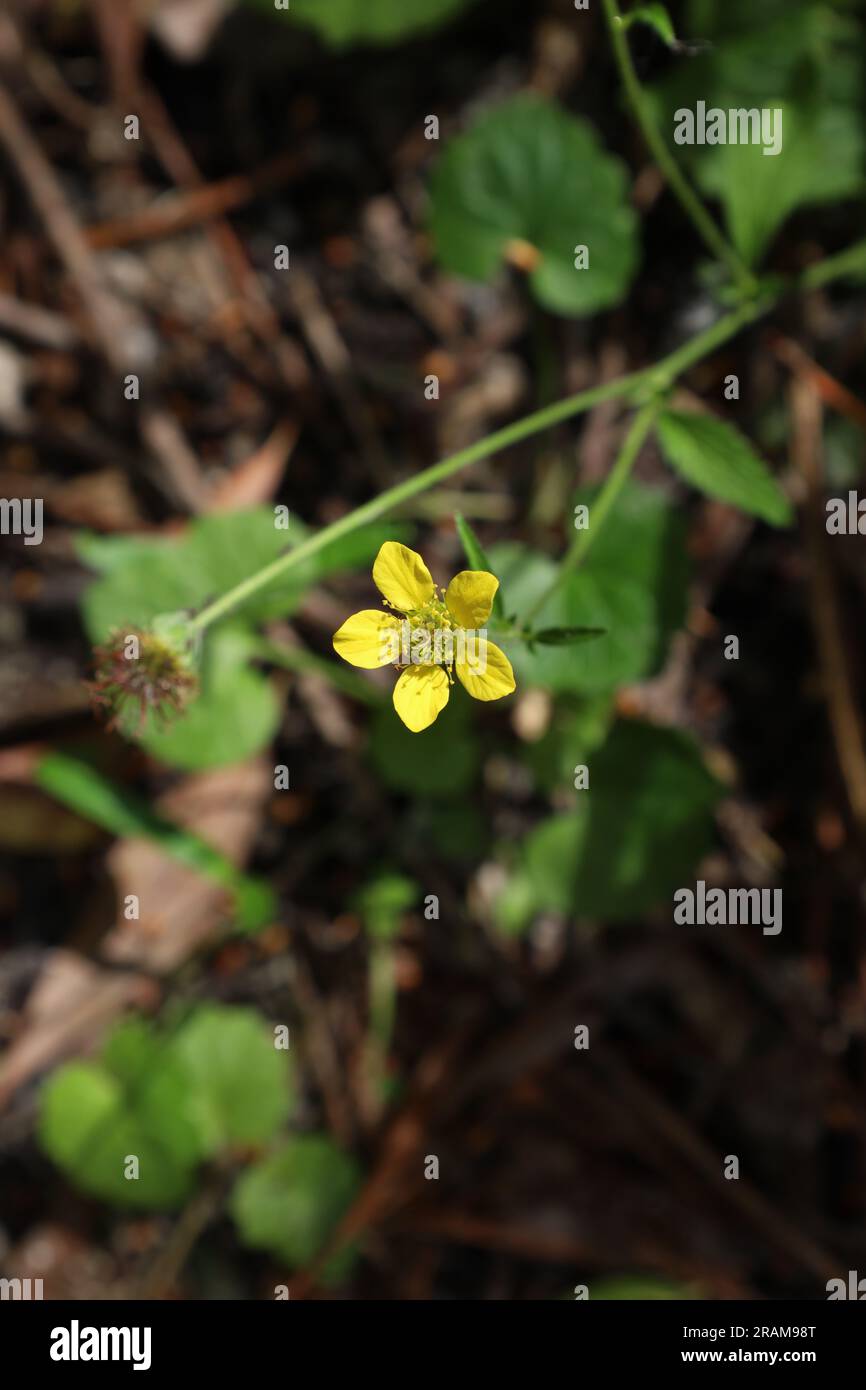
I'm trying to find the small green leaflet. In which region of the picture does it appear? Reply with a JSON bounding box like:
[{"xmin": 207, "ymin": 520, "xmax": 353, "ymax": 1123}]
[
  {"xmin": 623, "ymin": 4, "xmax": 677, "ymax": 48},
  {"xmin": 656, "ymin": 409, "xmax": 793, "ymax": 526}
]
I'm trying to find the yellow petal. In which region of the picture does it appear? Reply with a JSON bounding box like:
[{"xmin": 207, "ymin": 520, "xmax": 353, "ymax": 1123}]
[
  {"xmin": 392, "ymin": 665, "xmax": 450, "ymax": 732},
  {"xmin": 373, "ymin": 542, "xmax": 435, "ymax": 612},
  {"xmin": 333, "ymin": 610, "xmax": 401, "ymax": 668},
  {"xmin": 456, "ymin": 639, "xmax": 515, "ymax": 702},
  {"xmin": 444, "ymin": 570, "xmax": 498, "ymax": 628}
]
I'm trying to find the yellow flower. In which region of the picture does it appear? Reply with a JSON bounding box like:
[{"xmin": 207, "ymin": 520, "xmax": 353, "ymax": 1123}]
[{"xmin": 333, "ymin": 542, "xmax": 516, "ymax": 732}]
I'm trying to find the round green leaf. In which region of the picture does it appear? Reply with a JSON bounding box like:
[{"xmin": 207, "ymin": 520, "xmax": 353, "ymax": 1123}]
[
  {"xmin": 230, "ymin": 1136, "xmax": 362, "ymax": 1276},
  {"xmin": 430, "ymin": 94, "xmax": 639, "ymax": 316},
  {"xmin": 172, "ymin": 1005, "xmax": 293, "ymax": 1154},
  {"xmin": 38, "ymin": 1039, "xmax": 201, "ymax": 1210}
]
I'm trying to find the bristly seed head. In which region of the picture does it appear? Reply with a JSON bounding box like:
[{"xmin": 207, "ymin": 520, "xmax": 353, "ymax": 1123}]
[{"xmin": 89, "ymin": 617, "xmax": 199, "ymax": 732}]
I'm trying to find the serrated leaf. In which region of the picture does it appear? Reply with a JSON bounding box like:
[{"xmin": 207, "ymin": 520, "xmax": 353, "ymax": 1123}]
[
  {"xmin": 230, "ymin": 1136, "xmax": 362, "ymax": 1279},
  {"xmin": 35, "ymin": 750, "xmax": 276, "ymax": 932},
  {"xmin": 656, "ymin": 409, "xmax": 792, "ymax": 526},
  {"xmin": 696, "ymin": 101, "xmax": 865, "ymax": 267},
  {"xmin": 430, "ymin": 94, "xmax": 639, "ymax": 316},
  {"xmin": 516, "ymin": 721, "xmax": 721, "ymax": 921},
  {"xmin": 490, "ymin": 482, "xmax": 688, "ymax": 696},
  {"xmin": 454, "ymin": 513, "xmax": 504, "ymax": 620},
  {"xmin": 248, "ymin": 0, "xmax": 473, "ymax": 46},
  {"xmin": 172, "ymin": 1005, "xmax": 293, "ymax": 1153},
  {"xmin": 624, "ymin": 4, "xmax": 676, "ymax": 48}
]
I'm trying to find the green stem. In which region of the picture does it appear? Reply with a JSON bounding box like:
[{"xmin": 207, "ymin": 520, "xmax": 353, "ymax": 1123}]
[
  {"xmin": 601, "ymin": 0, "xmax": 757, "ymax": 298},
  {"xmin": 799, "ymin": 238, "xmax": 866, "ymax": 291},
  {"xmin": 186, "ymin": 244, "xmax": 860, "ymax": 638},
  {"xmin": 189, "ymin": 305, "xmax": 757, "ymax": 635},
  {"xmin": 525, "ymin": 398, "xmax": 662, "ymax": 625}
]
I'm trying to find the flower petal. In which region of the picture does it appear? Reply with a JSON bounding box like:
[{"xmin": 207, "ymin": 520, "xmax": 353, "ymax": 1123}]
[
  {"xmin": 445, "ymin": 570, "xmax": 498, "ymax": 628},
  {"xmin": 333, "ymin": 610, "xmax": 401, "ymax": 668},
  {"xmin": 392, "ymin": 665, "xmax": 450, "ymax": 732},
  {"xmin": 373, "ymin": 542, "xmax": 435, "ymax": 612},
  {"xmin": 456, "ymin": 639, "xmax": 515, "ymax": 702}
]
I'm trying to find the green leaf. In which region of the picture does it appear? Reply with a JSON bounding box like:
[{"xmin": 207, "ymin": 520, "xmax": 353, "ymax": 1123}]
[
  {"xmin": 35, "ymin": 749, "xmax": 276, "ymax": 932},
  {"xmin": 656, "ymin": 409, "xmax": 793, "ymax": 526},
  {"xmin": 354, "ymin": 872, "xmax": 417, "ymax": 940},
  {"xmin": 230, "ymin": 1136, "xmax": 362, "ymax": 1279},
  {"xmin": 623, "ymin": 4, "xmax": 677, "ymax": 48},
  {"xmin": 247, "ymin": 0, "xmax": 474, "ymax": 46},
  {"xmin": 368, "ymin": 691, "xmax": 480, "ymax": 798},
  {"xmin": 529, "ymin": 626, "xmax": 606, "ymax": 647},
  {"xmin": 38, "ymin": 1022, "xmax": 203, "ymax": 1209},
  {"xmin": 429, "ymin": 94, "xmax": 639, "ymax": 316},
  {"xmin": 522, "ymin": 695, "xmax": 615, "ymax": 795},
  {"xmin": 125, "ymin": 626, "xmax": 281, "ymax": 771},
  {"xmin": 171, "ymin": 1005, "xmax": 293, "ymax": 1154},
  {"xmin": 517, "ymin": 721, "xmax": 721, "ymax": 921},
  {"xmin": 490, "ymin": 482, "xmax": 688, "ymax": 696},
  {"xmin": 39, "ymin": 1007, "xmax": 294, "ymax": 1208},
  {"xmin": 696, "ymin": 101, "xmax": 865, "ymax": 268},
  {"xmin": 454, "ymin": 513, "xmax": 504, "ymax": 620}
]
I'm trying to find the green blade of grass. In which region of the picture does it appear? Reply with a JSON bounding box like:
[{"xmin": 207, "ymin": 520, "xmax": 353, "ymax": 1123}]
[{"xmin": 35, "ymin": 750, "xmax": 276, "ymax": 933}]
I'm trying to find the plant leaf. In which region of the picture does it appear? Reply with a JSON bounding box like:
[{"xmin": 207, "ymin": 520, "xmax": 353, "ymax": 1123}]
[
  {"xmin": 430, "ymin": 93, "xmax": 639, "ymax": 316},
  {"xmin": 624, "ymin": 4, "xmax": 677, "ymax": 48},
  {"xmin": 230, "ymin": 1136, "xmax": 362, "ymax": 1280},
  {"xmin": 529, "ymin": 626, "xmax": 607, "ymax": 647},
  {"xmin": 696, "ymin": 101, "xmax": 864, "ymax": 268},
  {"xmin": 247, "ymin": 0, "xmax": 474, "ymax": 46},
  {"xmin": 656, "ymin": 409, "xmax": 793, "ymax": 526},
  {"xmin": 38, "ymin": 1020, "xmax": 204, "ymax": 1209},
  {"xmin": 490, "ymin": 482, "xmax": 688, "ymax": 696},
  {"xmin": 516, "ymin": 721, "xmax": 721, "ymax": 921},
  {"xmin": 171, "ymin": 1005, "xmax": 293, "ymax": 1153},
  {"xmin": 368, "ymin": 693, "xmax": 480, "ymax": 798}
]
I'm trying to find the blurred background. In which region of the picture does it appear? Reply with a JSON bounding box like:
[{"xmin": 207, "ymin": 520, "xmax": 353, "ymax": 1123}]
[{"xmin": 0, "ymin": 0, "xmax": 865, "ymax": 1300}]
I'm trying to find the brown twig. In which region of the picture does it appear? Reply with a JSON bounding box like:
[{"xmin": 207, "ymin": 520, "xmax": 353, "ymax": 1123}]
[{"xmin": 790, "ymin": 374, "xmax": 866, "ymax": 836}]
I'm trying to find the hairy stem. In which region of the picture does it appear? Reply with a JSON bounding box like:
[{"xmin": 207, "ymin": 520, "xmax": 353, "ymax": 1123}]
[{"xmin": 601, "ymin": 0, "xmax": 757, "ymax": 297}]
